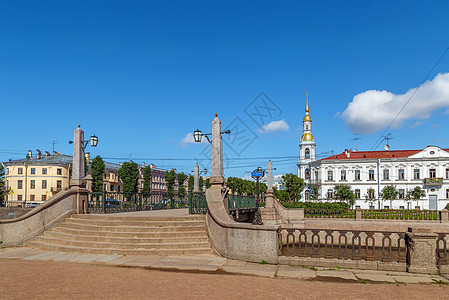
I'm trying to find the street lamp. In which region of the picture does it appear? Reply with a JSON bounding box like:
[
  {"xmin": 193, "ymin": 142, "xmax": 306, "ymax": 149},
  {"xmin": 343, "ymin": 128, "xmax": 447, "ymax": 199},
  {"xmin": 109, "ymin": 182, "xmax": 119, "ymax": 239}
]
[
  {"xmin": 69, "ymin": 134, "xmax": 99, "ymax": 149},
  {"xmin": 193, "ymin": 129, "xmax": 231, "ymax": 144},
  {"xmin": 251, "ymin": 166, "xmax": 265, "ymax": 225}
]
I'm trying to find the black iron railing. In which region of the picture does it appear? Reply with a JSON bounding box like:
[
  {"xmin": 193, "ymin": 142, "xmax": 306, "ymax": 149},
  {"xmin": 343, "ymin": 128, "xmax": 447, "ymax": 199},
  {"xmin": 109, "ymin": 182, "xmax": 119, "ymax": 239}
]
[
  {"xmin": 189, "ymin": 192, "xmax": 207, "ymax": 214},
  {"xmin": 87, "ymin": 192, "xmax": 187, "ymax": 214}
]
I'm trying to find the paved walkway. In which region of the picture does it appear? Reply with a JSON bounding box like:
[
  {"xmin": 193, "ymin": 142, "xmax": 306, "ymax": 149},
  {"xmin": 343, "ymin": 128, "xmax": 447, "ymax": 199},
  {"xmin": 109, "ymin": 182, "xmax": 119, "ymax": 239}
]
[{"xmin": 1, "ymin": 247, "xmax": 448, "ymax": 285}]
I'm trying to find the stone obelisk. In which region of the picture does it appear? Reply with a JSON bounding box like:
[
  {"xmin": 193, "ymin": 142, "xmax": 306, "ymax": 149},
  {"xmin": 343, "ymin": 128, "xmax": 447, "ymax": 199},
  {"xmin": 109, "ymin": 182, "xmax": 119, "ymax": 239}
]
[
  {"xmin": 194, "ymin": 163, "xmax": 200, "ymax": 192},
  {"xmin": 209, "ymin": 114, "xmax": 225, "ymax": 188}
]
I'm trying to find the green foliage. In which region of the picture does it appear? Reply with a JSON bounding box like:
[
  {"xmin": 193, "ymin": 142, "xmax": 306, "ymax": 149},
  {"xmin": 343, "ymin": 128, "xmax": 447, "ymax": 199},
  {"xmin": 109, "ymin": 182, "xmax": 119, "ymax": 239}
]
[
  {"xmin": 280, "ymin": 201, "xmax": 350, "ymax": 210},
  {"xmin": 381, "ymin": 185, "xmax": 398, "ymax": 208},
  {"xmin": 281, "ymin": 173, "xmax": 304, "ymax": 202},
  {"xmin": 408, "ymin": 186, "xmax": 426, "ymax": 203},
  {"xmin": 165, "ymin": 170, "xmax": 177, "ymax": 199},
  {"xmin": 309, "ymin": 186, "xmax": 320, "ymax": 201},
  {"xmin": 91, "ymin": 156, "xmax": 105, "ymax": 193},
  {"xmin": 205, "ymin": 178, "xmax": 211, "ymax": 189},
  {"xmin": 142, "ymin": 166, "xmax": 152, "ymax": 194},
  {"xmin": 199, "ymin": 176, "xmax": 204, "ymax": 192},
  {"xmin": 187, "ymin": 175, "xmax": 194, "ymax": 192},
  {"xmin": 118, "ymin": 161, "xmax": 140, "ymax": 194},
  {"xmin": 333, "ymin": 184, "xmax": 355, "ymax": 207},
  {"xmin": 177, "ymin": 173, "xmax": 186, "ymax": 198},
  {"xmin": 0, "ymin": 164, "xmax": 4, "ymax": 205},
  {"xmin": 84, "ymin": 157, "xmax": 88, "ymax": 177},
  {"xmin": 364, "ymin": 188, "xmax": 376, "ymax": 202},
  {"xmin": 226, "ymin": 177, "xmax": 267, "ymax": 196}
]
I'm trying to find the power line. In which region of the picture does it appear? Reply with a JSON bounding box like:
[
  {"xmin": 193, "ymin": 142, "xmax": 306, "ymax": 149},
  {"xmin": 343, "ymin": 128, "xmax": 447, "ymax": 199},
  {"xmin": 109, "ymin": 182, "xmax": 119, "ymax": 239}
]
[{"xmin": 371, "ymin": 45, "xmax": 449, "ymax": 150}]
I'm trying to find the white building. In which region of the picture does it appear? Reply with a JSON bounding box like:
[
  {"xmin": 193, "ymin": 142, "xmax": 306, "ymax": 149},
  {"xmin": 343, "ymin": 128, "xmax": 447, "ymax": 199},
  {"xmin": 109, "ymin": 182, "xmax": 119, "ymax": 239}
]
[{"xmin": 296, "ymin": 94, "xmax": 449, "ymax": 210}]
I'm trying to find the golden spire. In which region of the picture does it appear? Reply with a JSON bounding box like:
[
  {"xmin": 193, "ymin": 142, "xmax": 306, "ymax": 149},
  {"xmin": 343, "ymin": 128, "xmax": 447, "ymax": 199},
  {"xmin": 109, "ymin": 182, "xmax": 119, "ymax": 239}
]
[{"xmin": 305, "ymin": 90, "xmax": 309, "ymax": 113}]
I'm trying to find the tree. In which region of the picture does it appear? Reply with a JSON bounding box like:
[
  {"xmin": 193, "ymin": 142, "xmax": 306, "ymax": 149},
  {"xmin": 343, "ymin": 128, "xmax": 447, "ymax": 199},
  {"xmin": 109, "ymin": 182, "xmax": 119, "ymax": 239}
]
[
  {"xmin": 364, "ymin": 187, "xmax": 376, "ymax": 208},
  {"xmin": 0, "ymin": 164, "xmax": 5, "ymax": 206},
  {"xmin": 142, "ymin": 166, "xmax": 152, "ymax": 194},
  {"xmin": 205, "ymin": 178, "xmax": 211, "ymax": 189},
  {"xmin": 408, "ymin": 186, "xmax": 426, "ymax": 209},
  {"xmin": 118, "ymin": 161, "xmax": 140, "ymax": 194},
  {"xmin": 84, "ymin": 157, "xmax": 88, "ymax": 177},
  {"xmin": 381, "ymin": 185, "xmax": 398, "ymax": 209},
  {"xmin": 187, "ymin": 175, "xmax": 194, "ymax": 192},
  {"xmin": 333, "ymin": 184, "xmax": 355, "ymax": 207},
  {"xmin": 91, "ymin": 156, "xmax": 105, "ymax": 193},
  {"xmin": 199, "ymin": 176, "xmax": 204, "ymax": 192},
  {"xmin": 310, "ymin": 186, "xmax": 320, "ymax": 201},
  {"xmin": 165, "ymin": 170, "xmax": 176, "ymax": 200},
  {"xmin": 177, "ymin": 173, "xmax": 186, "ymax": 199},
  {"xmin": 282, "ymin": 173, "xmax": 304, "ymax": 202}
]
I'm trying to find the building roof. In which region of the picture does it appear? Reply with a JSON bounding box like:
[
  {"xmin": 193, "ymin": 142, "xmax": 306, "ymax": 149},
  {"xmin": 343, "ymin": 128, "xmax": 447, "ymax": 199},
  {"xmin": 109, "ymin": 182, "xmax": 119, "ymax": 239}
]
[
  {"xmin": 321, "ymin": 148, "xmax": 449, "ymax": 161},
  {"xmin": 4, "ymin": 153, "xmax": 121, "ymax": 171}
]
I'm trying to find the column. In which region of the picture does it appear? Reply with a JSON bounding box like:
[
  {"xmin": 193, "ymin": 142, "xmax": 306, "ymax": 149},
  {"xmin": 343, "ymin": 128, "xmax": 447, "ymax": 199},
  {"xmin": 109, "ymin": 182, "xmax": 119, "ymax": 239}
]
[
  {"xmin": 194, "ymin": 163, "xmax": 200, "ymax": 192},
  {"xmin": 210, "ymin": 114, "xmax": 225, "ymax": 187}
]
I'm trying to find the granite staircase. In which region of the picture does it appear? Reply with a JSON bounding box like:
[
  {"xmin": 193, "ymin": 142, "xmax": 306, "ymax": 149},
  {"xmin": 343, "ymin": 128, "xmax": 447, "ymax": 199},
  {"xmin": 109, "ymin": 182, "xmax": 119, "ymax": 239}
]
[{"xmin": 27, "ymin": 214, "xmax": 214, "ymax": 256}]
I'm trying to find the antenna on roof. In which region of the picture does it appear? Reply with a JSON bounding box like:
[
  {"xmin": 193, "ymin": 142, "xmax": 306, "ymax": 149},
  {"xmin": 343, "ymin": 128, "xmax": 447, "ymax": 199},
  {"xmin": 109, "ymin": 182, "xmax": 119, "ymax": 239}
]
[
  {"xmin": 350, "ymin": 134, "xmax": 361, "ymax": 150},
  {"xmin": 52, "ymin": 140, "xmax": 58, "ymax": 153},
  {"xmin": 373, "ymin": 133, "xmax": 393, "ymax": 151}
]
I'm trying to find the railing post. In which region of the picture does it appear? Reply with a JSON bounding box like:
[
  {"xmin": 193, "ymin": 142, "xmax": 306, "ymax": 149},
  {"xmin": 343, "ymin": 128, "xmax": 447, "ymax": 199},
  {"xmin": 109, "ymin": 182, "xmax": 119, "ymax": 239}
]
[
  {"xmin": 139, "ymin": 193, "xmax": 142, "ymax": 211},
  {"xmin": 101, "ymin": 191, "xmax": 106, "ymax": 214},
  {"xmin": 406, "ymin": 227, "xmax": 439, "ymax": 274},
  {"xmin": 356, "ymin": 208, "xmax": 362, "ymax": 221},
  {"xmin": 441, "ymin": 209, "xmax": 448, "ymax": 223}
]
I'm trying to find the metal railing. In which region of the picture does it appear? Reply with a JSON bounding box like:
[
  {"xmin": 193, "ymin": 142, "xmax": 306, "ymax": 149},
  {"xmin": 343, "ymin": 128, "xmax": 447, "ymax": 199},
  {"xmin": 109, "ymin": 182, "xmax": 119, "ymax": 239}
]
[
  {"xmin": 188, "ymin": 192, "xmax": 207, "ymax": 214},
  {"xmin": 278, "ymin": 227, "xmax": 407, "ymax": 263},
  {"xmin": 304, "ymin": 208, "xmax": 355, "ymax": 218},
  {"xmin": 227, "ymin": 194, "xmax": 258, "ymax": 211},
  {"xmin": 87, "ymin": 192, "xmax": 187, "ymax": 214},
  {"xmin": 361, "ymin": 209, "xmax": 440, "ymax": 220}
]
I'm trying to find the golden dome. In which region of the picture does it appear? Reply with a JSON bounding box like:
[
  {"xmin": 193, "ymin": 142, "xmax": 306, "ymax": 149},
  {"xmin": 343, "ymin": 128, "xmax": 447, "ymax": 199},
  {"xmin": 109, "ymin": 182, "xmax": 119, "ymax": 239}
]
[
  {"xmin": 303, "ymin": 114, "xmax": 311, "ymax": 122},
  {"xmin": 301, "ymin": 133, "xmax": 314, "ymax": 141}
]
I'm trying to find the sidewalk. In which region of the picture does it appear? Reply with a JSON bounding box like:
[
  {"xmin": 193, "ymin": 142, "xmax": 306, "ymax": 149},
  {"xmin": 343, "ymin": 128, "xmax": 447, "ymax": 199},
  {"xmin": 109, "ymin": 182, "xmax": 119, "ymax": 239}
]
[{"xmin": 1, "ymin": 247, "xmax": 448, "ymax": 285}]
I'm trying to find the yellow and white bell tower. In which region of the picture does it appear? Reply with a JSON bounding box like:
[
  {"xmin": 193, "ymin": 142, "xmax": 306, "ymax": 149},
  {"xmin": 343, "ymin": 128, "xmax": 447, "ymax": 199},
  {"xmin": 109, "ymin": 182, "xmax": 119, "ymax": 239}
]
[{"xmin": 298, "ymin": 91, "xmax": 316, "ymax": 181}]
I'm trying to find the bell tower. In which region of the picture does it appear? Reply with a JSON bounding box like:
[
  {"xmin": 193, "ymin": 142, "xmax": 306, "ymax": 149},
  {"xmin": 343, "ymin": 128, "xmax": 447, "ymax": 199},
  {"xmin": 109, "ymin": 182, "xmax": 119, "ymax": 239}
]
[{"xmin": 298, "ymin": 91, "xmax": 316, "ymax": 181}]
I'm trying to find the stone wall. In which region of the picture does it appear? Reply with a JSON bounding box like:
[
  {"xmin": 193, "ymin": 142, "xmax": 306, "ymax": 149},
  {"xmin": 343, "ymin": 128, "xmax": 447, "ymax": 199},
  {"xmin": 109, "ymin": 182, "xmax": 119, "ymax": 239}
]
[
  {"xmin": 0, "ymin": 207, "xmax": 32, "ymax": 220},
  {"xmin": 0, "ymin": 187, "xmax": 80, "ymax": 246}
]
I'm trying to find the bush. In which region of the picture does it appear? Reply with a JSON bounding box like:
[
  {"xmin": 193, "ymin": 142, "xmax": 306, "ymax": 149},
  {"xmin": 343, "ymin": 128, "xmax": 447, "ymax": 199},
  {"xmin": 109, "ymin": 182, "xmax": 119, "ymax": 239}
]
[
  {"xmin": 445, "ymin": 203, "xmax": 449, "ymax": 210},
  {"xmin": 280, "ymin": 201, "xmax": 350, "ymax": 210}
]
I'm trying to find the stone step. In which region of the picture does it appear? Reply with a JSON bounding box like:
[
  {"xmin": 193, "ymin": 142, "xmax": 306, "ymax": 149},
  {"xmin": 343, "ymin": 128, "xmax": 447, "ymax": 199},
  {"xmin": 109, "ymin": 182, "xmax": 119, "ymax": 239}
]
[
  {"xmin": 64, "ymin": 218, "xmax": 206, "ymax": 227},
  {"xmin": 27, "ymin": 241, "xmax": 214, "ymax": 256},
  {"xmin": 72, "ymin": 214, "xmax": 205, "ymax": 222},
  {"xmin": 43, "ymin": 231, "xmax": 209, "ymax": 244},
  {"xmin": 51, "ymin": 226, "xmax": 207, "ymax": 238},
  {"xmin": 58, "ymin": 222, "xmax": 207, "ymax": 233},
  {"xmin": 32, "ymin": 236, "xmax": 211, "ymax": 250}
]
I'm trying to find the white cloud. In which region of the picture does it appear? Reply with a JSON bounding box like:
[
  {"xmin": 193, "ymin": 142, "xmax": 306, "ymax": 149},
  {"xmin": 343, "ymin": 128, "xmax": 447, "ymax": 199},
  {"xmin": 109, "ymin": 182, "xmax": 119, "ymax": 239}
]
[
  {"xmin": 180, "ymin": 132, "xmax": 208, "ymax": 147},
  {"xmin": 258, "ymin": 119, "xmax": 290, "ymax": 133},
  {"xmin": 341, "ymin": 72, "xmax": 449, "ymax": 134}
]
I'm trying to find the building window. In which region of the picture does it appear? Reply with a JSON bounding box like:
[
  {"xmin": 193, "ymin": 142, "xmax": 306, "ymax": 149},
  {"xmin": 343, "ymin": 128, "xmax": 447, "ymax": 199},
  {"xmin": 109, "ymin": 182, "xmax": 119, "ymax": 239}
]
[
  {"xmin": 305, "ymin": 148, "xmax": 310, "ymax": 159},
  {"xmin": 446, "ymin": 189, "xmax": 449, "ymax": 199},
  {"xmin": 305, "ymin": 190, "xmax": 310, "ymax": 201},
  {"xmin": 384, "ymin": 206, "xmax": 389, "ymax": 209},
  {"xmin": 369, "ymin": 170, "xmax": 375, "ymax": 181},
  {"xmin": 17, "ymin": 195, "xmax": 22, "ymax": 201},
  {"xmin": 42, "ymin": 168, "xmax": 47, "ymax": 175},
  {"xmin": 42, "ymin": 180, "xmax": 47, "ymax": 189},
  {"xmin": 355, "ymin": 170, "xmax": 361, "ymax": 181},
  {"xmin": 398, "ymin": 169, "xmax": 405, "ymax": 180},
  {"xmin": 104, "ymin": 184, "xmax": 107, "ymax": 191},
  {"xmin": 118, "ymin": 186, "xmax": 121, "ymax": 193},
  {"xmin": 399, "ymin": 189, "xmax": 405, "ymax": 199},
  {"xmin": 446, "ymin": 168, "xmax": 449, "ymax": 179},
  {"xmin": 414, "ymin": 169, "xmax": 420, "ymax": 180},
  {"xmin": 430, "ymin": 168, "xmax": 436, "ymax": 178},
  {"xmin": 355, "ymin": 189, "xmax": 360, "ymax": 199},
  {"xmin": 57, "ymin": 168, "xmax": 62, "ymax": 175},
  {"xmin": 383, "ymin": 169, "xmax": 389, "ymax": 180},
  {"xmin": 110, "ymin": 184, "xmax": 115, "ymax": 191},
  {"xmin": 327, "ymin": 189, "xmax": 333, "ymax": 199},
  {"xmin": 57, "ymin": 180, "xmax": 62, "ymax": 189},
  {"xmin": 42, "ymin": 195, "xmax": 46, "ymax": 201},
  {"xmin": 31, "ymin": 168, "xmax": 35, "ymax": 174},
  {"xmin": 31, "ymin": 180, "xmax": 35, "ymax": 189},
  {"xmin": 18, "ymin": 167, "xmax": 23, "ymax": 175},
  {"xmin": 341, "ymin": 170, "xmax": 346, "ymax": 181},
  {"xmin": 30, "ymin": 195, "xmax": 35, "ymax": 201},
  {"xmin": 305, "ymin": 168, "xmax": 310, "ymax": 180},
  {"xmin": 18, "ymin": 180, "xmax": 23, "ymax": 189},
  {"xmin": 327, "ymin": 170, "xmax": 333, "ymax": 181}
]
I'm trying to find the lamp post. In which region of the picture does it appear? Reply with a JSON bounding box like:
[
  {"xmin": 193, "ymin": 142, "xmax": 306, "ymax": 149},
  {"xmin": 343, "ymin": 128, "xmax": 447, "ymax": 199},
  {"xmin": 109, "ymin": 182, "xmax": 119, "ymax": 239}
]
[
  {"xmin": 193, "ymin": 129, "xmax": 231, "ymax": 144},
  {"xmin": 69, "ymin": 134, "xmax": 99, "ymax": 149},
  {"xmin": 251, "ymin": 166, "xmax": 264, "ymax": 225}
]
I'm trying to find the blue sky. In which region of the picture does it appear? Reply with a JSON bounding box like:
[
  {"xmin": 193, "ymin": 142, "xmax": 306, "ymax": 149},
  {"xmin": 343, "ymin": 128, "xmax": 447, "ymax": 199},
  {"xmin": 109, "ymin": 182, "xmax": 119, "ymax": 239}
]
[{"xmin": 1, "ymin": 1, "xmax": 449, "ymax": 178}]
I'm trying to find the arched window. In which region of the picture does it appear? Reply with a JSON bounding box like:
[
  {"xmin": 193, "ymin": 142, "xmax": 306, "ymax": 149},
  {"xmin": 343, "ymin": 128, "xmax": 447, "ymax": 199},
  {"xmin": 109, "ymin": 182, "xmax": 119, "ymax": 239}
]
[
  {"xmin": 305, "ymin": 190, "xmax": 310, "ymax": 201},
  {"xmin": 305, "ymin": 168, "xmax": 310, "ymax": 180},
  {"xmin": 306, "ymin": 125, "xmax": 309, "ymax": 130},
  {"xmin": 305, "ymin": 148, "xmax": 310, "ymax": 159}
]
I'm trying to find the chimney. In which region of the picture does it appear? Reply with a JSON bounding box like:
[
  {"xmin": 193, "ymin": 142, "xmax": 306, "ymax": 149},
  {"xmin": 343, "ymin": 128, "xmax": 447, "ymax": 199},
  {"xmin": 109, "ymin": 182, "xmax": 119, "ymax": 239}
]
[
  {"xmin": 36, "ymin": 149, "xmax": 42, "ymax": 159},
  {"xmin": 27, "ymin": 150, "xmax": 32, "ymax": 159},
  {"xmin": 45, "ymin": 151, "xmax": 50, "ymax": 156},
  {"xmin": 85, "ymin": 152, "xmax": 90, "ymax": 164}
]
